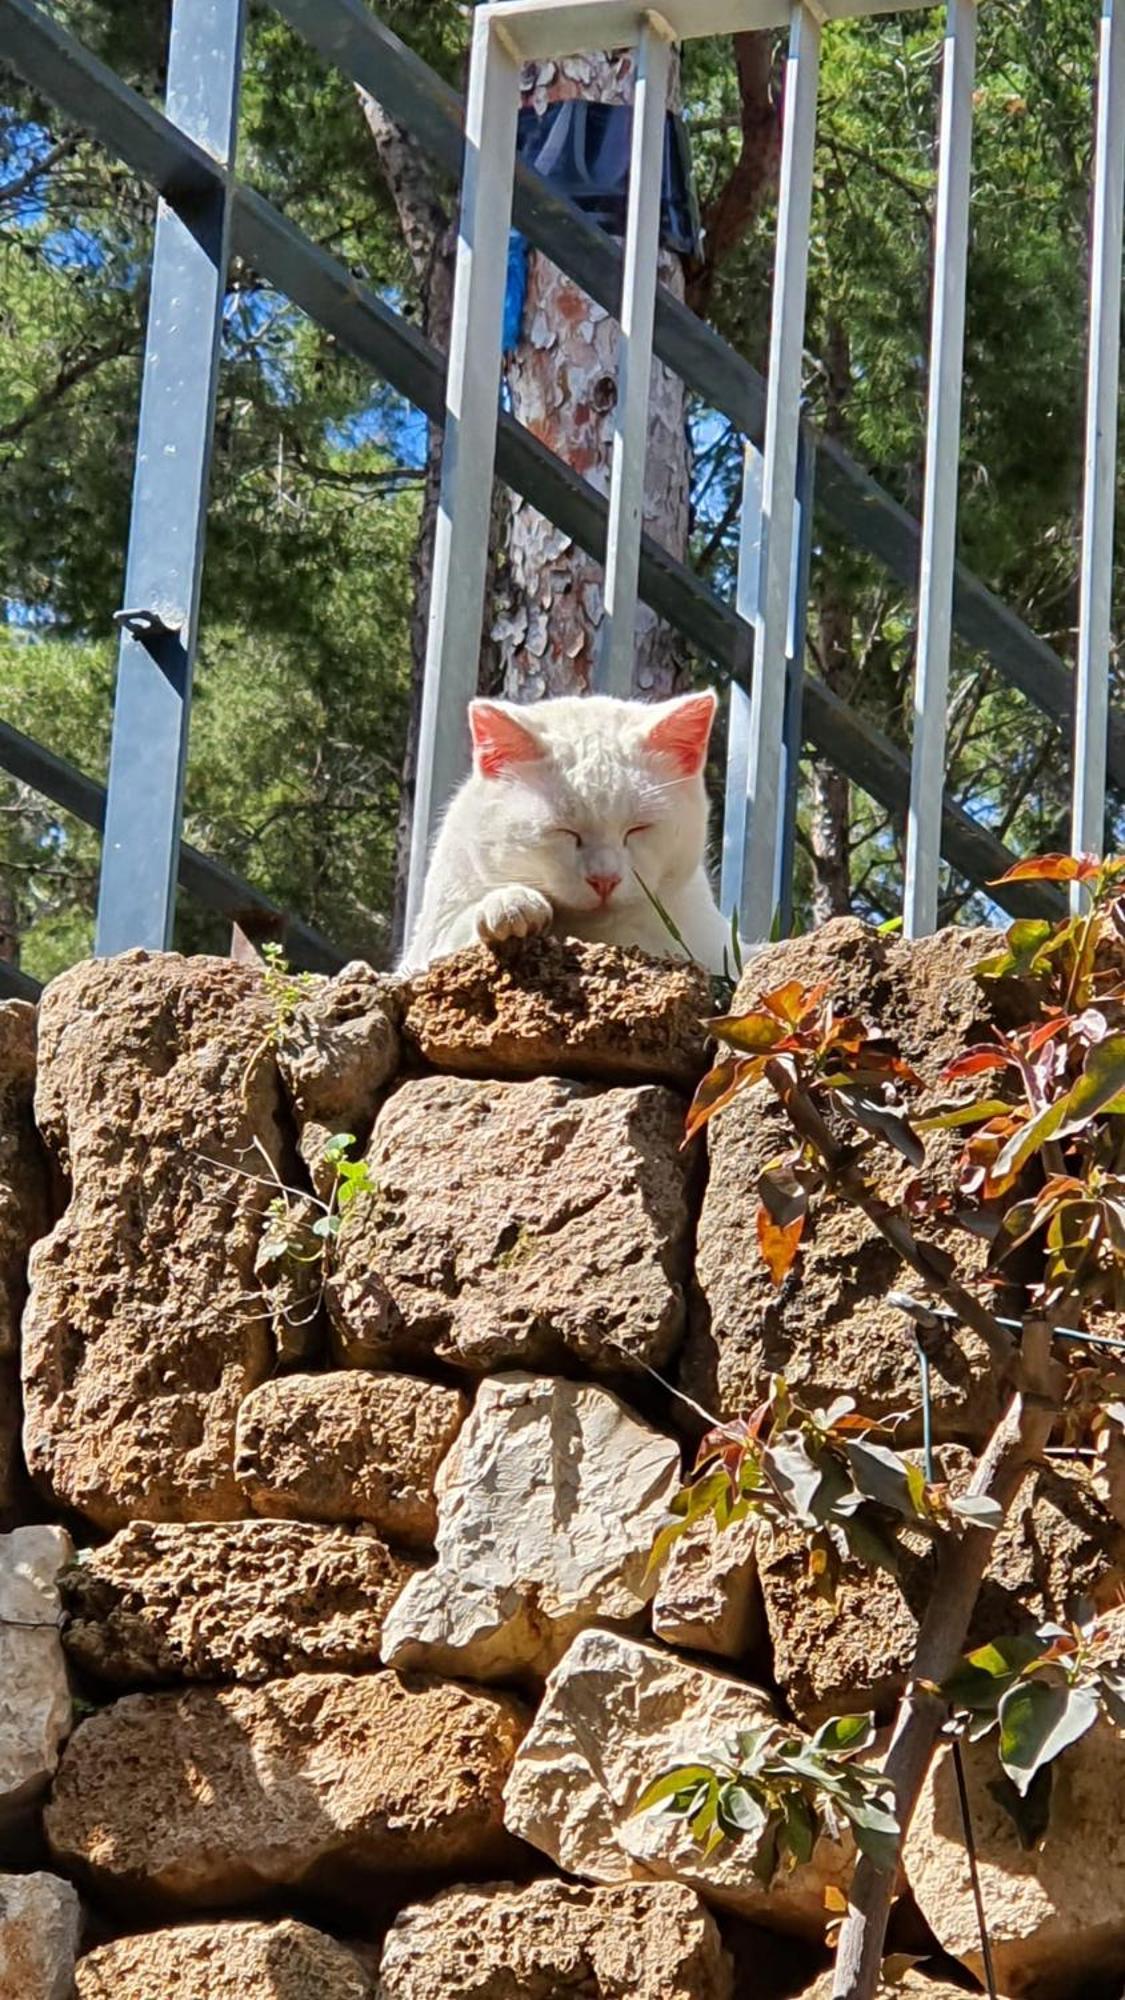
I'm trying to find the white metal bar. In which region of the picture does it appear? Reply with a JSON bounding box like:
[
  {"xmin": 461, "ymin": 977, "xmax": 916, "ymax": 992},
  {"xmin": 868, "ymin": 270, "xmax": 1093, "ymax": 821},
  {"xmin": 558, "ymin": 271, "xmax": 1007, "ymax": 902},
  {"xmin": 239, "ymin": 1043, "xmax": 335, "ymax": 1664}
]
[
  {"xmin": 740, "ymin": 0, "xmax": 820, "ymax": 942},
  {"xmin": 903, "ymin": 0, "xmax": 976, "ymax": 939},
  {"xmin": 404, "ymin": 8, "xmax": 520, "ymax": 939},
  {"xmin": 1072, "ymin": 0, "xmax": 1125, "ymax": 892},
  {"xmin": 596, "ymin": 12, "xmax": 674, "ymax": 696},
  {"xmin": 721, "ymin": 440, "xmax": 764, "ymax": 922}
]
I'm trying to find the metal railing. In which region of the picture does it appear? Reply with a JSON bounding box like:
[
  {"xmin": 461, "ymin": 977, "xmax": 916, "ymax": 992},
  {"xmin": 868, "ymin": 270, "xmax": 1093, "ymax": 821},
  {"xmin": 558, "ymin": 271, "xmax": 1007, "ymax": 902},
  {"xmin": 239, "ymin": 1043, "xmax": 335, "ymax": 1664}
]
[{"xmin": 1, "ymin": 0, "xmax": 1120, "ymax": 996}]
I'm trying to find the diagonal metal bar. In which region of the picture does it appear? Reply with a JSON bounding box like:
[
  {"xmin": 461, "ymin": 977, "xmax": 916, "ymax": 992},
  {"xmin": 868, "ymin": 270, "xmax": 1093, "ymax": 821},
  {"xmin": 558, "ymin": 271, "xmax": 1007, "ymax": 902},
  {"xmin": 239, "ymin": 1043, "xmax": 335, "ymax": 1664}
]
[
  {"xmin": 904, "ymin": 0, "xmax": 976, "ymax": 939},
  {"xmin": 95, "ymin": 0, "xmax": 246, "ymax": 954},
  {"xmin": 0, "ymin": 721, "xmax": 345, "ymax": 972}
]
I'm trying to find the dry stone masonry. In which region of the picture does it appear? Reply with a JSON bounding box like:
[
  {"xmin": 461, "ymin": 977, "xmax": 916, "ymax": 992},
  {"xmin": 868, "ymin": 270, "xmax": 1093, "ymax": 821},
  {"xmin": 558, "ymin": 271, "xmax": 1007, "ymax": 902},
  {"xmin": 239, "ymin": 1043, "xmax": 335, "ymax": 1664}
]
[{"xmin": 0, "ymin": 933, "xmax": 1121, "ymax": 1997}]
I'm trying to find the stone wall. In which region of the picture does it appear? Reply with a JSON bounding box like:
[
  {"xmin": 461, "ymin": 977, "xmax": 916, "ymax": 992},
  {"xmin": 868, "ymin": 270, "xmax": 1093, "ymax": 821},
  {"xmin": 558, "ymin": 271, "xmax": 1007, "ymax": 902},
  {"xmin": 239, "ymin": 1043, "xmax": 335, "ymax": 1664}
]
[{"xmin": 1, "ymin": 926, "xmax": 1123, "ymax": 1999}]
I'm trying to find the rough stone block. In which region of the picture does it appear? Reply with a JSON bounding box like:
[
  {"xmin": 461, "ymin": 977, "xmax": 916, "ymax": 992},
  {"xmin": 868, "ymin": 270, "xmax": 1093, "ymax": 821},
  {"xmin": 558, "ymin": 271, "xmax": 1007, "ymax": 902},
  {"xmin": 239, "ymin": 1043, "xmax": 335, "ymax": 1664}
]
[
  {"xmin": 651, "ymin": 1510, "xmax": 762, "ymax": 1662},
  {"xmin": 75, "ymin": 1919, "xmax": 372, "ymax": 1999},
  {"xmin": 682, "ymin": 921, "xmax": 1006, "ymax": 1434},
  {"xmin": 276, "ymin": 961, "xmax": 400, "ymax": 1198},
  {"xmin": 904, "ymin": 1719, "xmax": 1125, "ymax": 1997},
  {"xmin": 761, "ymin": 1459, "xmax": 1125, "ymax": 1726},
  {"xmin": 502, "ymin": 1629, "xmax": 851, "ymax": 1935},
  {"xmin": 381, "ymin": 1373, "xmax": 680, "ymax": 1680},
  {"xmin": 22, "ymin": 953, "xmax": 295, "ymax": 1527},
  {"xmin": 46, "ymin": 1671, "xmax": 527, "ymax": 1907},
  {"xmin": 0, "ymin": 1525, "xmax": 72, "ymax": 1828},
  {"xmin": 0, "ymin": 1001, "xmax": 49, "ymax": 1525},
  {"xmin": 329, "ymin": 1075, "xmax": 693, "ymax": 1377},
  {"xmin": 376, "ymin": 1879, "xmax": 733, "ymax": 1999},
  {"xmin": 233, "ymin": 1370, "xmax": 465, "ymax": 1548},
  {"xmin": 399, "ymin": 935, "xmax": 711, "ymax": 1089},
  {"xmin": 61, "ymin": 1519, "xmax": 419, "ymax": 1684},
  {"xmin": 0, "ymin": 1871, "xmax": 81, "ymax": 2000}
]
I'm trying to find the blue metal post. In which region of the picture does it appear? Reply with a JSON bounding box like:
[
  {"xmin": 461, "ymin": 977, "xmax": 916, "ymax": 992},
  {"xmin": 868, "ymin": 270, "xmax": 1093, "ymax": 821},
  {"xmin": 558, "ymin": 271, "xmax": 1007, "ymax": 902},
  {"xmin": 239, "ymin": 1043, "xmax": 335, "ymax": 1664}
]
[
  {"xmin": 94, "ymin": 0, "xmax": 245, "ymax": 954},
  {"xmin": 775, "ymin": 426, "xmax": 815, "ymax": 936}
]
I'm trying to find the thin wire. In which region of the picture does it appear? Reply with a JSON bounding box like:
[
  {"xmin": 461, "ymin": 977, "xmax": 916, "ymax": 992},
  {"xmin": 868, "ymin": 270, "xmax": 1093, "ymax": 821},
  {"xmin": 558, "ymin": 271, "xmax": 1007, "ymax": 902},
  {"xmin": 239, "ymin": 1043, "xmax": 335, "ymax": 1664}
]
[
  {"xmin": 951, "ymin": 1739, "xmax": 1000, "ymax": 2000},
  {"xmin": 890, "ymin": 1290, "xmax": 1125, "ymax": 1358},
  {"xmin": 916, "ymin": 1335, "xmax": 998, "ymax": 2000}
]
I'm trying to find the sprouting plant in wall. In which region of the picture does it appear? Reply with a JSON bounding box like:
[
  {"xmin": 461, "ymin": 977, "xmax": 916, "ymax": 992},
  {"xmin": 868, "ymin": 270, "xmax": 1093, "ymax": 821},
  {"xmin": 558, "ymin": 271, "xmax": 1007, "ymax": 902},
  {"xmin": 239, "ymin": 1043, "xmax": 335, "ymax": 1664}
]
[
  {"xmin": 198, "ymin": 1129, "xmax": 376, "ymax": 1334},
  {"xmin": 644, "ymin": 852, "xmax": 1125, "ymax": 1999},
  {"xmin": 635, "ymin": 1713, "xmax": 900, "ymax": 1878}
]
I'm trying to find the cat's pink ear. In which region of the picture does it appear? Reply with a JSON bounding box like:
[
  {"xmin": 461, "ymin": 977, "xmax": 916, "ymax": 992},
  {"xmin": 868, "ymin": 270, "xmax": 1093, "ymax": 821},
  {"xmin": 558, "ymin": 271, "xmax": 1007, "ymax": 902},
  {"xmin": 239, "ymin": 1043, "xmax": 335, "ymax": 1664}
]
[
  {"xmin": 643, "ymin": 691, "xmax": 717, "ymax": 775},
  {"xmin": 468, "ymin": 701, "xmax": 544, "ymax": 778}
]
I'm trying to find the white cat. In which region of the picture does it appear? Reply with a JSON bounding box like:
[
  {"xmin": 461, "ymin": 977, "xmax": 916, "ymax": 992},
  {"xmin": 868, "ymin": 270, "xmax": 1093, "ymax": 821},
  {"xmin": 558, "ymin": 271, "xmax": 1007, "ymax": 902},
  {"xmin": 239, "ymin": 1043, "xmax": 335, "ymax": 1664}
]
[{"xmin": 400, "ymin": 690, "xmax": 733, "ymax": 974}]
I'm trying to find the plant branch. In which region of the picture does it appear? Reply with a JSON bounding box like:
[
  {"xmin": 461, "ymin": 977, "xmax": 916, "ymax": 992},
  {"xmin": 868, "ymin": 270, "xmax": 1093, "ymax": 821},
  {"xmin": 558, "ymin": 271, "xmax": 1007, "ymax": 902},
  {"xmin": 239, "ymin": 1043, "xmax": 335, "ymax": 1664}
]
[
  {"xmin": 831, "ymin": 1321, "xmax": 1060, "ymax": 1998},
  {"xmin": 762, "ymin": 1058, "xmax": 1016, "ymax": 1370}
]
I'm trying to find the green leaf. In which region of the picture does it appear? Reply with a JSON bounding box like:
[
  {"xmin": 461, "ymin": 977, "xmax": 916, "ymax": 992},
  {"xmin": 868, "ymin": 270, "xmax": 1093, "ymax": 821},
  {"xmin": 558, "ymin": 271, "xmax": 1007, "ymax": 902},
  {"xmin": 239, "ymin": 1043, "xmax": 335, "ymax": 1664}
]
[
  {"xmin": 847, "ymin": 1798, "xmax": 901, "ymax": 1874},
  {"xmin": 633, "ymin": 1766, "xmax": 717, "ymax": 1815},
  {"xmin": 831, "ymin": 1087, "xmax": 924, "ymax": 1166},
  {"xmin": 781, "ymin": 1789, "xmax": 817, "ymax": 1865},
  {"xmin": 811, "ymin": 1712, "xmax": 877, "ymax": 1758},
  {"xmin": 942, "ymin": 1634, "xmax": 1047, "ymax": 1713},
  {"xmin": 998, "ymin": 1678, "xmax": 1100, "ymax": 1796},
  {"xmin": 717, "ymin": 1781, "xmax": 769, "ymax": 1841},
  {"xmin": 321, "ymin": 1131, "xmax": 356, "ymax": 1162},
  {"xmin": 841, "ymin": 1439, "xmax": 919, "ymax": 1519}
]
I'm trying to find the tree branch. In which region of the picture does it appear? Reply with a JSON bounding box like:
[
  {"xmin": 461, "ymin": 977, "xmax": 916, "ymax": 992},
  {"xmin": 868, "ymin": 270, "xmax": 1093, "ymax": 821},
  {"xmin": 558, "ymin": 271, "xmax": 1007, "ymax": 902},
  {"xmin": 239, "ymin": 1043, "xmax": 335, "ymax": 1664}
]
[
  {"xmin": 688, "ymin": 32, "xmax": 779, "ymax": 315},
  {"xmin": 0, "ymin": 327, "xmax": 137, "ymax": 446},
  {"xmin": 832, "ymin": 1322, "xmax": 1060, "ymax": 1998},
  {"xmin": 0, "ymin": 134, "xmax": 80, "ymax": 210}
]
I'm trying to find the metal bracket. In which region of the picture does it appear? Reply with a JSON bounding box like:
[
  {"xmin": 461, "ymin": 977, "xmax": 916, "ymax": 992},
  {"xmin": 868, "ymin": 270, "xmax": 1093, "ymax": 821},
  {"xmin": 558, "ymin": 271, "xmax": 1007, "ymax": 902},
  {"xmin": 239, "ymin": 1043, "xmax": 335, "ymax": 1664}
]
[{"xmin": 112, "ymin": 607, "xmax": 183, "ymax": 642}]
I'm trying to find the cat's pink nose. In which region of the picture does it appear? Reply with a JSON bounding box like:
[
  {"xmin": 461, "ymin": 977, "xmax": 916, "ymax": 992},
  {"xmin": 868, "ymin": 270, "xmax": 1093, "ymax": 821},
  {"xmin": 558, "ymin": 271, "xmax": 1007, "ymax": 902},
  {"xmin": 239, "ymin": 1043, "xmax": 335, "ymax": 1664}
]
[{"xmin": 586, "ymin": 872, "xmax": 621, "ymax": 904}]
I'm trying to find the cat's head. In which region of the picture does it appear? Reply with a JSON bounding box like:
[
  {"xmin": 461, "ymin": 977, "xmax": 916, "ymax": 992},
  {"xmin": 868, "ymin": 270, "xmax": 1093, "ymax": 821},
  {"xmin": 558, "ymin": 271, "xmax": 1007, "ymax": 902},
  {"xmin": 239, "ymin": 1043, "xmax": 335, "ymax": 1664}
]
[{"xmin": 464, "ymin": 690, "xmax": 717, "ymax": 919}]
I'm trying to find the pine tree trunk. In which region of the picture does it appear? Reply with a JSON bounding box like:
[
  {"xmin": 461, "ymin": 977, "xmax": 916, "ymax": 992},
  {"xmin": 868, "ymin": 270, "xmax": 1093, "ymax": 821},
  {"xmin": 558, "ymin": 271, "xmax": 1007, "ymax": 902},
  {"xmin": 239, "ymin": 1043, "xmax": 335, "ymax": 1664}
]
[{"xmin": 491, "ymin": 50, "xmax": 691, "ymax": 701}]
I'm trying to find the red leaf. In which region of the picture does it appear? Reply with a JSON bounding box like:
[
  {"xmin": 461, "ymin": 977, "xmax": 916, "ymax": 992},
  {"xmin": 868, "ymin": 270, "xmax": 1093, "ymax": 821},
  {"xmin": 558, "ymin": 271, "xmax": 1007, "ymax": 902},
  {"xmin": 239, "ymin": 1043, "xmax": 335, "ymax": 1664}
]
[
  {"xmin": 760, "ymin": 979, "xmax": 830, "ymax": 1026},
  {"xmin": 941, "ymin": 1046, "xmax": 1013, "ymax": 1081},
  {"xmin": 756, "ymin": 1204, "xmax": 804, "ymax": 1286},
  {"xmin": 989, "ymin": 853, "xmax": 1101, "ymax": 885},
  {"xmin": 683, "ymin": 1059, "xmax": 759, "ymax": 1145},
  {"xmin": 704, "ymin": 1010, "xmax": 787, "ymax": 1055}
]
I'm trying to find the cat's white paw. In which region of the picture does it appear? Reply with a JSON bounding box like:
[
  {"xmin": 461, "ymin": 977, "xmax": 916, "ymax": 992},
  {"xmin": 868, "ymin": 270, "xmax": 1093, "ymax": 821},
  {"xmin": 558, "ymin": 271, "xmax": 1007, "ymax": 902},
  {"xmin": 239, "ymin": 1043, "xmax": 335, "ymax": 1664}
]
[{"xmin": 474, "ymin": 885, "xmax": 553, "ymax": 945}]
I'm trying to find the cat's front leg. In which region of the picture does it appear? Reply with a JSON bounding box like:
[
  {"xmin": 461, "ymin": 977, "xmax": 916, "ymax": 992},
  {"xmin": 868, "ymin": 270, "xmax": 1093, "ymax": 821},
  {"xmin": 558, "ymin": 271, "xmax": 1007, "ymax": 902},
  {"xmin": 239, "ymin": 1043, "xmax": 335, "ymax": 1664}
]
[{"xmin": 474, "ymin": 884, "xmax": 553, "ymax": 944}]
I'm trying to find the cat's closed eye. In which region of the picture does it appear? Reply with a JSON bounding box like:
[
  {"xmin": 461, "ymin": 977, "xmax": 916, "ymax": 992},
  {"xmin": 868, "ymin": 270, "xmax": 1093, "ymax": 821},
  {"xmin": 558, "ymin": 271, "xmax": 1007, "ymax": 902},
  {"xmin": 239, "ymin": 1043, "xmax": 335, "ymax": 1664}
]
[
  {"xmin": 625, "ymin": 824, "xmax": 653, "ymax": 840},
  {"xmin": 549, "ymin": 827, "xmax": 582, "ymax": 845}
]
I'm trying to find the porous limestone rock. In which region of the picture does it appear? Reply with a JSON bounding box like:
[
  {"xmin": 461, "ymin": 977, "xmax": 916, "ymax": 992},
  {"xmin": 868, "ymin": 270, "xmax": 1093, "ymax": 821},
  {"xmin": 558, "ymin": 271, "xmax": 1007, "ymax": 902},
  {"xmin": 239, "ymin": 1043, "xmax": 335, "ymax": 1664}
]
[
  {"xmin": 399, "ymin": 935, "xmax": 711, "ymax": 1089},
  {"xmin": 502, "ymin": 1629, "xmax": 851, "ymax": 1935},
  {"xmin": 0, "ymin": 1525, "xmax": 72, "ymax": 1827},
  {"xmin": 0, "ymin": 1001, "xmax": 49, "ymax": 1524},
  {"xmin": 76, "ymin": 1918, "xmax": 372, "ymax": 1999},
  {"xmin": 905, "ymin": 1720, "xmax": 1125, "ymax": 1997},
  {"xmin": 22, "ymin": 952, "xmax": 294, "ymax": 1527},
  {"xmin": 376, "ymin": 1878, "xmax": 733, "ymax": 1999},
  {"xmin": 276, "ymin": 961, "xmax": 400, "ymax": 1198},
  {"xmin": 380, "ymin": 1373, "xmax": 681, "ymax": 1680},
  {"xmin": 46, "ymin": 1670, "xmax": 527, "ymax": 1906},
  {"xmin": 651, "ymin": 1510, "xmax": 762, "ymax": 1662},
  {"xmin": 682, "ymin": 921, "xmax": 1017, "ymax": 1433},
  {"xmin": 0, "ymin": 1871, "xmax": 81, "ymax": 2000},
  {"xmin": 61, "ymin": 1519, "xmax": 419, "ymax": 1684},
  {"xmin": 329, "ymin": 1075, "xmax": 692, "ymax": 1377},
  {"xmin": 233, "ymin": 1371, "xmax": 466, "ymax": 1548},
  {"xmin": 761, "ymin": 1458, "xmax": 1125, "ymax": 1725}
]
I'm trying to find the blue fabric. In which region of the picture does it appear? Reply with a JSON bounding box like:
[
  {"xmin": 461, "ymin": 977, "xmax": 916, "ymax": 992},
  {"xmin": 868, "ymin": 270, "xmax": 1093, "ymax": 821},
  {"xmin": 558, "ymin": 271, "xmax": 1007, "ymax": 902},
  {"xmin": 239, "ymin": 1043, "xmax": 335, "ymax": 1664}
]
[{"xmin": 502, "ymin": 230, "xmax": 530, "ymax": 352}]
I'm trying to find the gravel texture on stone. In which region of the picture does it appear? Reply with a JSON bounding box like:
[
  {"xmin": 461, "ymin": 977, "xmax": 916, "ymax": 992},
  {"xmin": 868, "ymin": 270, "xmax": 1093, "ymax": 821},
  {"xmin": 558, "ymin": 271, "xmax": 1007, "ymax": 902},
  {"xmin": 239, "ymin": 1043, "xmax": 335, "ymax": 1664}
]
[
  {"xmin": 61, "ymin": 1519, "xmax": 419, "ymax": 1684},
  {"xmin": 375, "ymin": 1878, "xmax": 733, "ymax": 1999},
  {"xmin": 46, "ymin": 1671, "xmax": 527, "ymax": 1906},
  {"xmin": 22, "ymin": 952, "xmax": 295, "ymax": 1526},
  {"xmin": 399, "ymin": 935, "xmax": 711, "ymax": 1088},
  {"xmin": 329, "ymin": 1074, "xmax": 693, "ymax": 1377},
  {"xmin": 233, "ymin": 1371, "xmax": 466, "ymax": 1548}
]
